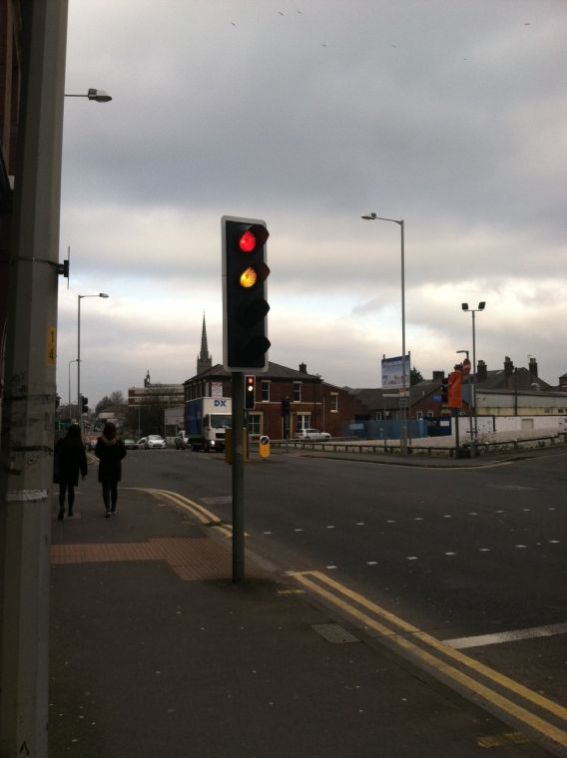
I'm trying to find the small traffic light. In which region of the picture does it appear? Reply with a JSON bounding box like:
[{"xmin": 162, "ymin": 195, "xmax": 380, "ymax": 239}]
[
  {"xmin": 441, "ymin": 378, "xmax": 448, "ymax": 403},
  {"xmin": 245, "ymin": 375, "xmax": 256, "ymax": 410},
  {"xmin": 81, "ymin": 395, "xmax": 89, "ymax": 414},
  {"xmin": 222, "ymin": 216, "xmax": 270, "ymax": 371}
]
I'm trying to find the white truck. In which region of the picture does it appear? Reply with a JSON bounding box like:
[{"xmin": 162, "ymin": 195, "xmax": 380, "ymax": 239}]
[{"xmin": 185, "ymin": 397, "xmax": 232, "ymax": 452}]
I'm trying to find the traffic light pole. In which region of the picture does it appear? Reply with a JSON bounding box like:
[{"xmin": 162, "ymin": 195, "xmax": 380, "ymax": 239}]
[
  {"xmin": 0, "ymin": 4, "xmax": 68, "ymax": 756},
  {"xmin": 231, "ymin": 371, "xmax": 245, "ymax": 582}
]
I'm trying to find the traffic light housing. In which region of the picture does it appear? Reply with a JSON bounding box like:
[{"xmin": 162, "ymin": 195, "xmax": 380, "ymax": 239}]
[
  {"xmin": 222, "ymin": 216, "xmax": 270, "ymax": 371},
  {"xmin": 441, "ymin": 378, "xmax": 448, "ymax": 403},
  {"xmin": 245, "ymin": 375, "xmax": 256, "ymax": 410},
  {"xmin": 81, "ymin": 395, "xmax": 88, "ymax": 414}
]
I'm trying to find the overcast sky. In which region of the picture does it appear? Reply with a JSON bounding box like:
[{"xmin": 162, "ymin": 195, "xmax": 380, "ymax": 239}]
[{"xmin": 57, "ymin": 0, "xmax": 567, "ymax": 407}]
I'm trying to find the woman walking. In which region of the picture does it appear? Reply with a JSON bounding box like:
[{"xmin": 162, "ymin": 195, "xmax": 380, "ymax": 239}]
[
  {"xmin": 95, "ymin": 422, "xmax": 127, "ymax": 518},
  {"xmin": 54, "ymin": 424, "xmax": 88, "ymax": 520}
]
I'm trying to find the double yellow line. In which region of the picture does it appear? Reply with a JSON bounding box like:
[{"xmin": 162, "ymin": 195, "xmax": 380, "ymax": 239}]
[
  {"xmin": 133, "ymin": 488, "xmax": 233, "ymax": 539},
  {"xmin": 132, "ymin": 486, "xmax": 567, "ymax": 752},
  {"xmin": 289, "ymin": 570, "xmax": 567, "ymax": 753}
]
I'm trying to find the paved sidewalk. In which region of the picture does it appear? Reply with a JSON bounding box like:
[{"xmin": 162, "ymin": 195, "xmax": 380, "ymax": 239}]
[
  {"xmin": 280, "ymin": 439, "xmax": 567, "ymax": 469},
  {"xmin": 49, "ymin": 476, "xmax": 549, "ymax": 757}
]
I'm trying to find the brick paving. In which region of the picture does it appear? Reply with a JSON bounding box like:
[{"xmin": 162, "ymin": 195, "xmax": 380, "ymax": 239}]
[{"xmin": 50, "ymin": 536, "xmax": 232, "ymax": 581}]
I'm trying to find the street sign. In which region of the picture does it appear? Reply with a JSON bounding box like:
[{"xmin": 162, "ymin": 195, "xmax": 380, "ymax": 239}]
[{"xmin": 448, "ymin": 371, "xmax": 463, "ymax": 409}]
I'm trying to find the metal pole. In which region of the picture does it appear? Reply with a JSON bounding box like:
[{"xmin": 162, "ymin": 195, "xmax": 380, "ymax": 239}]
[
  {"xmin": 68, "ymin": 360, "xmax": 73, "ymax": 419},
  {"xmin": 471, "ymin": 310, "xmax": 477, "ymax": 456},
  {"xmin": 454, "ymin": 408, "xmax": 460, "ymax": 453},
  {"xmin": 77, "ymin": 295, "xmax": 81, "ymax": 430},
  {"xmin": 231, "ymin": 371, "xmax": 245, "ymax": 582},
  {"xmin": 0, "ymin": 4, "xmax": 69, "ymax": 756},
  {"xmin": 400, "ymin": 220, "xmax": 408, "ymax": 455}
]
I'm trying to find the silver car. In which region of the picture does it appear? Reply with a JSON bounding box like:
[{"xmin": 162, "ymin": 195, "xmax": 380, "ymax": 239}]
[
  {"xmin": 295, "ymin": 428, "xmax": 331, "ymax": 441},
  {"xmin": 143, "ymin": 435, "xmax": 166, "ymax": 449}
]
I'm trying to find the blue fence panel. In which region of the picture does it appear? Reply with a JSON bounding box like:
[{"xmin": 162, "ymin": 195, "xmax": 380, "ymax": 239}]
[{"xmin": 347, "ymin": 418, "xmax": 451, "ymax": 440}]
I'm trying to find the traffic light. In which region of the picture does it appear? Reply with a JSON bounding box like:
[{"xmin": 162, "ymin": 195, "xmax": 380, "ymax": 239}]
[
  {"xmin": 281, "ymin": 397, "xmax": 290, "ymax": 417},
  {"xmin": 245, "ymin": 375, "xmax": 256, "ymax": 410},
  {"xmin": 81, "ymin": 395, "xmax": 88, "ymax": 414},
  {"xmin": 441, "ymin": 378, "xmax": 448, "ymax": 403},
  {"xmin": 222, "ymin": 216, "xmax": 270, "ymax": 371}
]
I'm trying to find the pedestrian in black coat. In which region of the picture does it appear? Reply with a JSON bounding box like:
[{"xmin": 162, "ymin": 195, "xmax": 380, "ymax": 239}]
[
  {"xmin": 54, "ymin": 424, "xmax": 88, "ymax": 520},
  {"xmin": 95, "ymin": 422, "xmax": 127, "ymax": 518}
]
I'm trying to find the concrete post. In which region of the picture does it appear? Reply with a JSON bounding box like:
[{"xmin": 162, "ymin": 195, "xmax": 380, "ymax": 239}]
[{"xmin": 0, "ymin": 3, "xmax": 68, "ymax": 756}]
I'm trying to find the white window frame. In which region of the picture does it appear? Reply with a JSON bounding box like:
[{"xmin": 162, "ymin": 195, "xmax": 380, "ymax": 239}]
[
  {"xmin": 296, "ymin": 413, "xmax": 311, "ymax": 431},
  {"xmin": 247, "ymin": 413, "xmax": 261, "ymax": 436}
]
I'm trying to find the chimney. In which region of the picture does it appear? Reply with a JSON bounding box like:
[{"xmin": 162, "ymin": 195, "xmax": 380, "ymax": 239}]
[
  {"xmin": 529, "ymin": 357, "xmax": 538, "ymax": 377},
  {"xmin": 503, "ymin": 356, "xmax": 514, "ymax": 377},
  {"xmin": 299, "ymin": 363, "xmax": 307, "ymax": 374},
  {"xmin": 477, "ymin": 360, "xmax": 487, "ymax": 382}
]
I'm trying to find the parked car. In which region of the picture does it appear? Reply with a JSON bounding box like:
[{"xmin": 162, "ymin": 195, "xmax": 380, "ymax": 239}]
[
  {"xmin": 123, "ymin": 438, "xmax": 139, "ymax": 450},
  {"xmin": 137, "ymin": 437, "xmax": 147, "ymax": 448},
  {"xmin": 145, "ymin": 435, "xmax": 166, "ymax": 449},
  {"xmin": 295, "ymin": 428, "xmax": 331, "ymax": 441},
  {"xmin": 174, "ymin": 431, "xmax": 189, "ymax": 449}
]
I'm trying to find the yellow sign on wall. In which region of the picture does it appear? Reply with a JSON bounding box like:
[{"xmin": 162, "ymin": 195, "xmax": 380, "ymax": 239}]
[{"xmin": 47, "ymin": 327, "xmax": 56, "ymax": 366}]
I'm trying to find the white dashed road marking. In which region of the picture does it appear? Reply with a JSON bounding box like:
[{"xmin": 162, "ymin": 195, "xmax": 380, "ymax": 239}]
[{"xmin": 444, "ymin": 622, "xmax": 567, "ymax": 650}]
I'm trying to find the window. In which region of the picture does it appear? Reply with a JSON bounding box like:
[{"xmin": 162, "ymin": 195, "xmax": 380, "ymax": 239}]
[
  {"xmin": 330, "ymin": 393, "xmax": 338, "ymax": 412},
  {"xmin": 261, "ymin": 381, "xmax": 270, "ymax": 402},
  {"xmin": 247, "ymin": 414, "xmax": 261, "ymax": 435},
  {"xmin": 296, "ymin": 413, "xmax": 311, "ymax": 431},
  {"xmin": 293, "ymin": 382, "xmax": 302, "ymax": 402}
]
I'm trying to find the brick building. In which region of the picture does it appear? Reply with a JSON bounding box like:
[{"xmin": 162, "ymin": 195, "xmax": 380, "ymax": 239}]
[{"xmin": 184, "ymin": 361, "xmax": 360, "ymax": 440}]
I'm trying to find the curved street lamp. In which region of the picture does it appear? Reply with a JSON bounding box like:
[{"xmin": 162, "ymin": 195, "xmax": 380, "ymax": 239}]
[{"xmin": 362, "ymin": 212, "xmax": 408, "ymax": 455}]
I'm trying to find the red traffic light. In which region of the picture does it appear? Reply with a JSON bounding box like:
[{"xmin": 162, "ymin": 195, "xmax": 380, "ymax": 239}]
[
  {"xmin": 245, "ymin": 375, "xmax": 256, "ymax": 409},
  {"xmin": 222, "ymin": 216, "xmax": 270, "ymax": 371},
  {"xmin": 238, "ymin": 224, "xmax": 269, "ymax": 254},
  {"xmin": 239, "ymin": 231, "xmax": 257, "ymax": 253}
]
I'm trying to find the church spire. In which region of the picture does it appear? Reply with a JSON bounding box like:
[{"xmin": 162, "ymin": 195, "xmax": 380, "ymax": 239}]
[{"xmin": 196, "ymin": 312, "xmax": 212, "ymax": 375}]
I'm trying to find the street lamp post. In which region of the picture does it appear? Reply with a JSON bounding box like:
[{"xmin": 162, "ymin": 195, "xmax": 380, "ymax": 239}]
[
  {"xmin": 362, "ymin": 212, "xmax": 408, "ymax": 455},
  {"xmin": 456, "ymin": 349, "xmax": 473, "ymax": 451},
  {"xmin": 68, "ymin": 358, "xmax": 78, "ymax": 419},
  {"xmin": 461, "ymin": 302, "xmax": 486, "ymax": 455},
  {"xmin": 78, "ymin": 293, "xmax": 109, "ymax": 433}
]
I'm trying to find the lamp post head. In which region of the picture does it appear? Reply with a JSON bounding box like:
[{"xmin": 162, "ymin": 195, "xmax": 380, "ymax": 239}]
[
  {"xmin": 361, "ymin": 212, "xmax": 377, "ymax": 220},
  {"xmin": 99, "ymin": 293, "xmax": 109, "ymax": 298},
  {"xmin": 65, "ymin": 88, "xmax": 112, "ymax": 102},
  {"xmin": 87, "ymin": 88, "xmax": 112, "ymax": 102},
  {"xmin": 478, "ymin": 301, "xmax": 486, "ymax": 310},
  {"xmin": 461, "ymin": 302, "xmax": 469, "ymax": 311}
]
